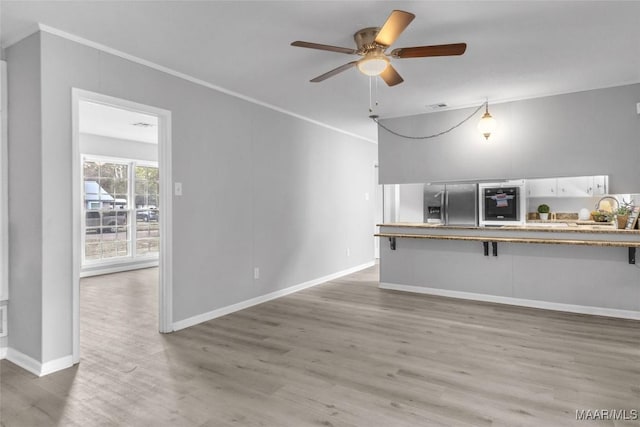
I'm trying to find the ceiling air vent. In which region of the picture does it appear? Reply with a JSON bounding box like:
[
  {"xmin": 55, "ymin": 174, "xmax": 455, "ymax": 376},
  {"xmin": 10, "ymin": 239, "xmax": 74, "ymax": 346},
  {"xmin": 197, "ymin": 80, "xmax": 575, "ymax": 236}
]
[
  {"xmin": 427, "ymin": 103, "xmax": 448, "ymax": 110},
  {"xmin": 132, "ymin": 122, "xmax": 155, "ymax": 128}
]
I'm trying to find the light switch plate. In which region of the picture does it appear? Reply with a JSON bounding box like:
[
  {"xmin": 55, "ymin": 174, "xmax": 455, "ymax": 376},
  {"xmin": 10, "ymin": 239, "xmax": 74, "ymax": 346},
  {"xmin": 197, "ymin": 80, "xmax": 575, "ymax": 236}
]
[
  {"xmin": 174, "ymin": 182, "xmax": 182, "ymax": 196},
  {"xmin": 636, "ymin": 102, "xmax": 640, "ymax": 115}
]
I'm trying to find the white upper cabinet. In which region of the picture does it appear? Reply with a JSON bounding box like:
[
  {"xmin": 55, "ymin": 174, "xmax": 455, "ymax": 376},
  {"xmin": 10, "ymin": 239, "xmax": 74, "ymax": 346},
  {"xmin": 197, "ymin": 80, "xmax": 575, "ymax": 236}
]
[
  {"xmin": 591, "ymin": 175, "xmax": 608, "ymax": 196},
  {"xmin": 557, "ymin": 176, "xmax": 592, "ymax": 197},
  {"xmin": 527, "ymin": 178, "xmax": 557, "ymax": 197},
  {"xmin": 527, "ymin": 175, "xmax": 608, "ymax": 198}
]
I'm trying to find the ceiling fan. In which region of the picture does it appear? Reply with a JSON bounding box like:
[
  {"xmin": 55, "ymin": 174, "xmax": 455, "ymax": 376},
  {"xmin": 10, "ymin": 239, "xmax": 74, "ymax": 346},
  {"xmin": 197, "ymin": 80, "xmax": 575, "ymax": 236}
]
[{"xmin": 291, "ymin": 10, "xmax": 467, "ymax": 87}]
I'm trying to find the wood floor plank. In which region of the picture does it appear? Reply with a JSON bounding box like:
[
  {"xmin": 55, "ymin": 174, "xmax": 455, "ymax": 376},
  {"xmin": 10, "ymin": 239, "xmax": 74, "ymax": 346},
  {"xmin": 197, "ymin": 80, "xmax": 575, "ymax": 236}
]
[{"xmin": 2, "ymin": 264, "xmax": 639, "ymax": 426}]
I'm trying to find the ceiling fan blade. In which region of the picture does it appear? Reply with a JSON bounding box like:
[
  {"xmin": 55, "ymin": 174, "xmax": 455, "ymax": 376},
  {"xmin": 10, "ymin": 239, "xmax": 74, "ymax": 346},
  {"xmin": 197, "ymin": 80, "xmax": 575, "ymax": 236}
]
[
  {"xmin": 291, "ymin": 41, "xmax": 357, "ymax": 55},
  {"xmin": 374, "ymin": 10, "xmax": 415, "ymax": 47},
  {"xmin": 380, "ymin": 64, "xmax": 404, "ymax": 87},
  {"xmin": 391, "ymin": 43, "xmax": 467, "ymax": 58},
  {"xmin": 310, "ymin": 61, "xmax": 358, "ymax": 82}
]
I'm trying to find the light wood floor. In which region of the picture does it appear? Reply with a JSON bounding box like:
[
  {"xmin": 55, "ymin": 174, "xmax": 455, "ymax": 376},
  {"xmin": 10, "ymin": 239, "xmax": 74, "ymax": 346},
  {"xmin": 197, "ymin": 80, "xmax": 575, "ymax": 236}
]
[{"xmin": 1, "ymin": 265, "xmax": 639, "ymax": 426}]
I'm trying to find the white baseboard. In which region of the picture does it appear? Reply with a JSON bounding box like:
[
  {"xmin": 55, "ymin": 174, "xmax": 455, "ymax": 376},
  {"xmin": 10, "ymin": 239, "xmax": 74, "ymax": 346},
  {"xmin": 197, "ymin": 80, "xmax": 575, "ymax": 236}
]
[
  {"xmin": 41, "ymin": 355, "xmax": 74, "ymax": 376},
  {"xmin": 6, "ymin": 348, "xmax": 42, "ymax": 376},
  {"xmin": 6, "ymin": 348, "xmax": 74, "ymax": 376},
  {"xmin": 379, "ymin": 282, "xmax": 640, "ymax": 320},
  {"xmin": 173, "ymin": 261, "xmax": 376, "ymax": 331}
]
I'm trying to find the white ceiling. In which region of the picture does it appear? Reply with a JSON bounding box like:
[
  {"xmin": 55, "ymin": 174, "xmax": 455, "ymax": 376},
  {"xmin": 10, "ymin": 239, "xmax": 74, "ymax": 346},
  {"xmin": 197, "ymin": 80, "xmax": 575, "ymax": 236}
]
[
  {"xmin": 2, "ymin": 1, "xmax": 639, "ymax": 141},
  {"xmin": 79, "ymin": 101, "xmax": 159, "ymax": 143}
]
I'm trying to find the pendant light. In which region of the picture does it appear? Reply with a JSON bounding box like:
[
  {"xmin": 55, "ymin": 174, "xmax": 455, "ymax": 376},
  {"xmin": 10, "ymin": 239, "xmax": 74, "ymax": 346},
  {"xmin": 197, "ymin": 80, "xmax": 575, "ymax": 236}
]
[{"xmin": 477, "ymin": 102, "xmax": 497, "ymax": 140}]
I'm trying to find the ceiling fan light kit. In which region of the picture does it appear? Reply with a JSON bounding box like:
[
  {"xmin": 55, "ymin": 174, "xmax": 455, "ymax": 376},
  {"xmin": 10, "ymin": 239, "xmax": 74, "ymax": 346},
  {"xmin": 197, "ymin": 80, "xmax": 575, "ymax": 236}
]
[
  {"xmin": 357, "ymin": 51, "xmax": 389, "ymax": 76},
  {"xmin": 291, "ymin": 10, "xmax": 467, "ymax": 86}
]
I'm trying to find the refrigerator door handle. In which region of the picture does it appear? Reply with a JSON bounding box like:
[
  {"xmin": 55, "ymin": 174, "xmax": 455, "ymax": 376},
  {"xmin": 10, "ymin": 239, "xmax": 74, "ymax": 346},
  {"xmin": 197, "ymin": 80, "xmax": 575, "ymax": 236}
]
[
  {"xmin": 475, "ymin": 187, "xmax": 479, "ymax": 225},
  {"xmin": 444, "ymin": 190, "xmax": 449, "ymax": 225}
]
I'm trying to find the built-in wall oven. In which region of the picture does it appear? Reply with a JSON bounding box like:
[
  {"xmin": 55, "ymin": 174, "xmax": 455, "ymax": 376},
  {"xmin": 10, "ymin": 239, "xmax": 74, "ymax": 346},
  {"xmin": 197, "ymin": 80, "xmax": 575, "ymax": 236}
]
[{"xmin": 479, "ymin": 180, "xmax": 526, "ymax": 226}]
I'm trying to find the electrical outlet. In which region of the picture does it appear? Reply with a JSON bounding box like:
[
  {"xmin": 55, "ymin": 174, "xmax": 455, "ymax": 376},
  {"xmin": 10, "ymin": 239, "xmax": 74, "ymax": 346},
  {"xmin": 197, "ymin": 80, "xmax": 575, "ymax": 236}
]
[
  {"xmin": 365, "ymin": 192, "xmax": 370, "ymax": 201},
  {"xmin": 254, "ymin": 267, "xmax": 260, "ymax": 279},
  {"xmin": 346, "ymin": 248, "xmax": 350, "ymax": 257},
  {"xmin": 174, "ymin": 182, "xmax": 183, "ymax": 196}
]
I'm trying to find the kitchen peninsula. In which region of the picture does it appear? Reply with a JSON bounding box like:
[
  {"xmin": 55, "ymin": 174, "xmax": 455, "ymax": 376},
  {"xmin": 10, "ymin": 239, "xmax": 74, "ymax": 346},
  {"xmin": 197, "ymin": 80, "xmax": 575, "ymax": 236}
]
[{"xmin": 376, "ymin": 223, "xmax": 640, "ymax": 319}]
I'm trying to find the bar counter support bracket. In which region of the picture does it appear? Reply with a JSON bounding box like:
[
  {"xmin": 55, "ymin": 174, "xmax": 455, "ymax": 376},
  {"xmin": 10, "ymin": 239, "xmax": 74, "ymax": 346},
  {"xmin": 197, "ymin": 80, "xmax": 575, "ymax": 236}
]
[{"xmin": 375, "ymin": 232, "xmax": 640, "ymax": 265}]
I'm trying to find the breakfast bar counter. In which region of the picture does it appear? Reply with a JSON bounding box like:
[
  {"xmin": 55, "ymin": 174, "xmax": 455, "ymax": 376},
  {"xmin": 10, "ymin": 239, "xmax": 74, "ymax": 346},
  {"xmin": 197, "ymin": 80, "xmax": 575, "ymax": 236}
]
[{"xmin": 376, "ymin": 222, "xmax": 640, "ymax": 319}]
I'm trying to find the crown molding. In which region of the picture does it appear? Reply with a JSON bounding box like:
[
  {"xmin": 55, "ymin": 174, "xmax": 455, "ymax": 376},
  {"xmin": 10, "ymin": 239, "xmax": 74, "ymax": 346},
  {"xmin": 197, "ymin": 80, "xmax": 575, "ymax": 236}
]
[{"xmin": 4, "ymin": 23, "xmax": 375, "ymax": 144}]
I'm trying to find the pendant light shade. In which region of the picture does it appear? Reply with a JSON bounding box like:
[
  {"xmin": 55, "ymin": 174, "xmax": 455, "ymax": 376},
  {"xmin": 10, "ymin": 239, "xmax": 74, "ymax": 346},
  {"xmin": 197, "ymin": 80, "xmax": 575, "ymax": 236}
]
[{"xmin": 477, "ymin": 102, "xmax": 497, "ymax": 140}]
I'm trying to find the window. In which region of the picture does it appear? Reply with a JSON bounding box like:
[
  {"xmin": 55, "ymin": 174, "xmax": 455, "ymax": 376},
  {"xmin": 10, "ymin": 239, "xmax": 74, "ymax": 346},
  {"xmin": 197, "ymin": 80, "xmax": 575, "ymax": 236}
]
[
  {"xmin": 82, "ymin": 158, "xmax": 159, "ymax": 265},
  {"xmin": 135, "ymin": 165, "xmax": 160, "ymax": 256}
]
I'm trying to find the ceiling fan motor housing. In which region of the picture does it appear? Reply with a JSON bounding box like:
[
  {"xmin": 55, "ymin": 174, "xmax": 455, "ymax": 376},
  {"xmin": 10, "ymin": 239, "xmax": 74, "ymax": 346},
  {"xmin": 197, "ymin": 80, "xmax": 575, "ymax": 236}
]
[{"xmin": 354, "ymin": 27, "xmax": 384, "ymax": 54}]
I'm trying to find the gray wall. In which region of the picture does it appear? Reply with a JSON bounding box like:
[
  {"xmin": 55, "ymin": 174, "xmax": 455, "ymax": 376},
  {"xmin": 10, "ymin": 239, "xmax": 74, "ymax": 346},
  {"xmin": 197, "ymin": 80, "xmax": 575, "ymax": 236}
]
[
  {"xmin": 8, "ymin": 31, "xmax": 376, "ymax": 365},
  {"xmin": 0, "ymin": 301, "xmax": 7, "ymax": 350},
  {"xmin": 379, "ymin": 84, "xmax": 640, "ymax": 193},
  {"xmin": 380, "ymin": 239, "xmax": 640, "ymax": 312},
  {"xmin": 80, "ymin": 133, "xmax": 158, "ymax": 162},
  {"xmin": 6, "ymin": 33, "xmax": 43, "ymax": 361},
  {"xmin": 398, "ymin": 183, "xmax": 424, "ymax": 222}
]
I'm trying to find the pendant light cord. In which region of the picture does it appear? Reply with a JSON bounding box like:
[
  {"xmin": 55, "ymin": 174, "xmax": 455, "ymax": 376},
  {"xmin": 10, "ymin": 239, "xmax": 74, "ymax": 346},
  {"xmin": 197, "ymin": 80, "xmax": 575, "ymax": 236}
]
[{"xmin": 370, "ymin": 101, "xmax": 488, "ymax": 140}]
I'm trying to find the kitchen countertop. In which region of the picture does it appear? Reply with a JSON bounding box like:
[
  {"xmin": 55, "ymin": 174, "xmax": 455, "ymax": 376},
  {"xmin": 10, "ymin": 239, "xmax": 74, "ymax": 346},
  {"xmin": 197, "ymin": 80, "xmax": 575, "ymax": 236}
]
[{"xmin": 377, "ymin": 222, "xmax": 640, "ymax": 234}]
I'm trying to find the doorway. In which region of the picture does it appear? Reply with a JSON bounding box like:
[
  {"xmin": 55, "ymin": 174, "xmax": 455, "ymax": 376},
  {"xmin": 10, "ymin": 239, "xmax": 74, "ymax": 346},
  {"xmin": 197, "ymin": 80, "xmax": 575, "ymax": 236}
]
[{"xmin": 71, "ymin": 89, "xmax": 173, "ymax": 364}]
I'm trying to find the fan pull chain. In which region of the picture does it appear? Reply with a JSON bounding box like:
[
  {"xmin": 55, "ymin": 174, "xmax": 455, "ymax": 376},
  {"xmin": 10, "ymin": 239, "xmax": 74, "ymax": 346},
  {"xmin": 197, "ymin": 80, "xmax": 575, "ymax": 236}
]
[
  {"xmin": 368, "ymin": 77, "xmax": 373, "ymax": 113},
  {"xmin": 375, "ymin": 77, "xmax": 379, "ymax": 109},
  {"xmin": 369, "ymin": 76, "xmax": 380, "ymax": 114}
]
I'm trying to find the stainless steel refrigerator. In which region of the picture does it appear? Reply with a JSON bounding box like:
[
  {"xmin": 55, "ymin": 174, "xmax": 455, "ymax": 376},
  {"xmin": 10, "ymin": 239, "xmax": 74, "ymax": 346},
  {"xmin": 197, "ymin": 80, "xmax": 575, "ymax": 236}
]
[{"xmin": 423, "ymin": 183, "xmax": 478, "ymax": 225}]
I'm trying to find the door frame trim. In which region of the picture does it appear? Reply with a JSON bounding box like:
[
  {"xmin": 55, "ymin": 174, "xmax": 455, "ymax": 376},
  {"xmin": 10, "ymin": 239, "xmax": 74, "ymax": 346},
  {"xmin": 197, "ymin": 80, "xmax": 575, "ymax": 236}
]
[{"xmin": 71, "ymin": 89, "xmax": 173, "ymax": 363}]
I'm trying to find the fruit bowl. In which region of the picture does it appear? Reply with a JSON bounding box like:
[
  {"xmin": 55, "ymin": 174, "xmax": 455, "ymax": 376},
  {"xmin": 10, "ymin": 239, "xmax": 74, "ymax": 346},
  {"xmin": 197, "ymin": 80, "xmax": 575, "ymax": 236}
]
[{"xmin": 591, "ymin": 210, "xmax": 613, "ymax": 222}]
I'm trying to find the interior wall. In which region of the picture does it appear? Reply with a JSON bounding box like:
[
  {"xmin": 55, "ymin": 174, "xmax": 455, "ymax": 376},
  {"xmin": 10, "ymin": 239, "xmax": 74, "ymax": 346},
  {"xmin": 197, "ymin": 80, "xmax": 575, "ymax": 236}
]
[
  {"xmin": 80, "ymin": 133, "xmax": 158, "ymax": 162},
  {"xmin": 398, "ymin": 183, "xmax": 424, "ymax": 222},
  {"xmin": 378, "ymin": 84, "xmax": 640, "ymax": 193},
  {"xmin": 8, "ymin": 31, "xmax": 376, "ymax": 366},
  {"xmin": 0, "ymin": 59, "xmax": 8, "ymax": 352},
  {"xmin": 6, "ymin": 32, "xmax": 43, "ymax": 361}
]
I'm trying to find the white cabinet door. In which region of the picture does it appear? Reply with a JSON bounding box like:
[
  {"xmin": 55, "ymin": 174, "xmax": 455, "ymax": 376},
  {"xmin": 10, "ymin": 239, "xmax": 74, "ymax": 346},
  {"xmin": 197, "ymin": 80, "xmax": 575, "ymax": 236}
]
[
  {"xmin": 527, "ymin": 178, "xmax": 557, "ymax": 197},
  {"xmin": 591, "ymin": 175, "xmax": 608, "ymax": 195},
  {"xmin": 557, "ymin": 176, "xmax": 592, "ymax": 197}
]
